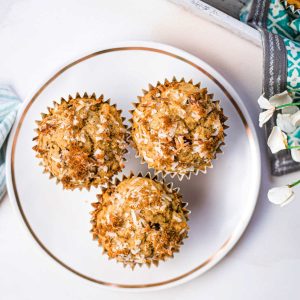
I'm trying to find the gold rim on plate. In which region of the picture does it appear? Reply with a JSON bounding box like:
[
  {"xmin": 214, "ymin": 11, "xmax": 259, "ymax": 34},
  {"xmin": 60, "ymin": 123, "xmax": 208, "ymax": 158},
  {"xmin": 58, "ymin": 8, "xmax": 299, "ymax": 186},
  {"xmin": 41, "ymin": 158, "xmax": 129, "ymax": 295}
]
[{"xmin": 10, "ymin": 46, "xmax": 257, "ymax": 289}]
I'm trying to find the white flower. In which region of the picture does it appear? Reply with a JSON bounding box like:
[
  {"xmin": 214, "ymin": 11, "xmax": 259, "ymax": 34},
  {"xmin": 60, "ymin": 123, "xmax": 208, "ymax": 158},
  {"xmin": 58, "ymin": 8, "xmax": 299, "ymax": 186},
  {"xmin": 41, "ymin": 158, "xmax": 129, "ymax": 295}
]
[
  {"xmin": 291, "ymin": 148, "xmax": 300, "ymax": 162},
  {"xmin": 290, "ymin": 140, "xmax": 300, "ymax": 162},
  {"xmin": 259, "ymin": 109, "xmax": 274, "ymax": 127},
  {"xmin": 291, "ymin": 110, "xmax": 300, "ymax": 127},
  {"xmin": 281, "ymin": 105, "xmax": 299, "ymax": 115},
  {"xmin": 268, "ymin": 91, "xmax": 293, "ymax": 106},
  {"xmin": 276, "ymin": 113, "xmax": 296, "ymax": 133},
  {"xmin": 268, "ymin": 186, "xmax": 295, "ymax": 206},
  {"xmin": 267, "ymin": 126, "xmax": 288, "ymax": 153},
  {"xmin": 258, "ymin": 95, "xmax": 275, "ymax": 127},
  {"xmin": 258, "ymin": 91, "xmax": 293, "ymax": 127}
]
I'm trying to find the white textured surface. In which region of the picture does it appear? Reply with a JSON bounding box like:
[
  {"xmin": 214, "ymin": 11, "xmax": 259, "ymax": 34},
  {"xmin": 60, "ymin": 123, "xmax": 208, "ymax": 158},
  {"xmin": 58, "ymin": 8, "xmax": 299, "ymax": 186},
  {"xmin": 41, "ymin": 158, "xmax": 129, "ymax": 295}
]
[{"xmin": 0, "ymin": 0, "xmax": 300, "ymax": 299}]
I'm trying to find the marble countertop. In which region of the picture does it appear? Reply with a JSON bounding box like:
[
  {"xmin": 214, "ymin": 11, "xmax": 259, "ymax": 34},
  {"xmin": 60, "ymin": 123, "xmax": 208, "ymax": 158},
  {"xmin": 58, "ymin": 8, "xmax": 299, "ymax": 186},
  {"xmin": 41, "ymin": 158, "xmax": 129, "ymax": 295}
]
[{"xmin": 0, "ymin": 0, "xmax": 299, "ymax": 299}]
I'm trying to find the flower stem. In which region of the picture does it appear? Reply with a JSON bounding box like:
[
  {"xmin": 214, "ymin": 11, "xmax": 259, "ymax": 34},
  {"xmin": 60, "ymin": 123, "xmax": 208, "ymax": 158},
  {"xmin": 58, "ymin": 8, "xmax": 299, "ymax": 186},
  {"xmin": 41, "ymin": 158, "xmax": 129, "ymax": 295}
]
[
  {"xmin": 289, "ymin": 179, "xmax": 300, "ymax": 188},
  {"xmin": 287, "ymin": 145, "xmax": 300, "ymax": 150},
  {"xmin": 276, "ymin": 102, "xmax": 300, "ymax": 109}
]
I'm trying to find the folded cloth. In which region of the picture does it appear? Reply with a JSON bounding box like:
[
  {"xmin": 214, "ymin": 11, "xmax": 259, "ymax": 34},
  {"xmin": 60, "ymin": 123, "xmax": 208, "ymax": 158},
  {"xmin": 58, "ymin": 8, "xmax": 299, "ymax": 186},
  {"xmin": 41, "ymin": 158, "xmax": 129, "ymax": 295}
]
[
  {"xmin": 241, "ymin": 0, "xmax": 300, "ymax": 176},
  {"xmin": 0, "ymin": 86, "xmax": 21, "ymax": 200}
]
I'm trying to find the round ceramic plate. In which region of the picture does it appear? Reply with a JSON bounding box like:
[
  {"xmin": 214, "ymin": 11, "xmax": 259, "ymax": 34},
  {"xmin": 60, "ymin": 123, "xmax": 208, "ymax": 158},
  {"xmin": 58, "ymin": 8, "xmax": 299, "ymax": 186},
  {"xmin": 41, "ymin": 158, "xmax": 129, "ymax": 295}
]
[{"xmin": 6, "ymin": 42, "xmax": 261, "ymax": 291}]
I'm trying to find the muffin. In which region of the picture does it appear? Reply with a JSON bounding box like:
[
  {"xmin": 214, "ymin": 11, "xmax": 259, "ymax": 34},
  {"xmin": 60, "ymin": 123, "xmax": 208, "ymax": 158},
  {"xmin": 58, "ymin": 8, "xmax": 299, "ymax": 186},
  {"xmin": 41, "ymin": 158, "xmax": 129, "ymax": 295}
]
[
  {"xmin": 130, "ymin": 78, "xmax": 227, "ymax": 179},
  {"xmin": 91, "ymin": 173, "xmax": 189, "ymax": 268},
  {"xmin": 33, "ymin": 93, "xmax": 128, "ymax": 190},
  {"xmin": 286, "ymin": 0, "xmax": 300, "ymax": 9}
]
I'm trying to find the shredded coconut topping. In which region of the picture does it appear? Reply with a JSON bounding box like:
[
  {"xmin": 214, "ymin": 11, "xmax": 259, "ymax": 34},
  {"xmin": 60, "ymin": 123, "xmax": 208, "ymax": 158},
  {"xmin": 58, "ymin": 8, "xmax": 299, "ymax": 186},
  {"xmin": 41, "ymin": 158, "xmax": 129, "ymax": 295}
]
[
  {"xmin": 131, "ymin": 81, "xmax": 227, "ymax": 174},
  {"xmin": 286, "ymin": 0, "xmax": 300, "ymax": 9},
  {"xmin": 91, "ymin": 176, "xmax": 189, "ymax": 267},
  {"xmin": 33, "ymin": 96, "xmax": 127, "ymax": 190}
]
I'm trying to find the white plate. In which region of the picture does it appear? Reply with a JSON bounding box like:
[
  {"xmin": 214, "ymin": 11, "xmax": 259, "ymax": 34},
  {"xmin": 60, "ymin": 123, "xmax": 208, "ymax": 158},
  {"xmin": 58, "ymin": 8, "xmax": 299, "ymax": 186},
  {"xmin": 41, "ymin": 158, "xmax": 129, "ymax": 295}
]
[{"xmin": 6, "ymin": 41, "xmax": 261, "ymax": 291}]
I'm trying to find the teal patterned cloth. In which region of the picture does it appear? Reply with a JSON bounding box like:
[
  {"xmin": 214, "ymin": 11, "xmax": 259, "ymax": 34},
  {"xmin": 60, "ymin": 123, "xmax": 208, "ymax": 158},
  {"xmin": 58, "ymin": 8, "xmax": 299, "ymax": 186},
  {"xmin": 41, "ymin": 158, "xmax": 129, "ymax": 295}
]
[
  {"xmin": 267, "ymin": 0, "xmax": 300, "ymax": 100},
  {"xmin": 265, "ymin": 1, "xmax": 300, "ymax": 150},
  {"xmin": 241, "ymin": 0, "xmax": 300, "ymax": 175},
  {"xmin": 243, "ymin": 0, "xmax": 300, "ymax": 98},
  {"xmin": 284, "ymin": 38, "xmax": 300, "ymax": 100},
  {"xmin": 267, "ymin": 1, "xmax": 300, "ymax": 40},
  {"xmin": 0, "ymin": 86, "xmax": 20, "ymax": 200}
]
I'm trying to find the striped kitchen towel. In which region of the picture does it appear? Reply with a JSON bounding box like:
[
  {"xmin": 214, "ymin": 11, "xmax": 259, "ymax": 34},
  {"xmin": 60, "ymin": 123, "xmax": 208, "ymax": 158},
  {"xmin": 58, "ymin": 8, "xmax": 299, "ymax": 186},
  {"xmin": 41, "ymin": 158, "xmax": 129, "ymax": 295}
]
[{"xmin": 0, "ymin": 86, "xmax": 20, "ymax": 200}]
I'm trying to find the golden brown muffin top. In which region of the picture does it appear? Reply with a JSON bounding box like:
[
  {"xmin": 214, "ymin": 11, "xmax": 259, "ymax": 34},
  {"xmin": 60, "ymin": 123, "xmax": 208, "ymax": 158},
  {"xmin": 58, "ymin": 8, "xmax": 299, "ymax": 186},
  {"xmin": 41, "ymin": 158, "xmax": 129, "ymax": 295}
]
[
  {"xmin": 131, "ymin": 80, "xmax": 227, "ymax": 176},
  {"xmin": 91, "ymin": 176, "xmax": 189, "ymax": 267},
  {"xmin": 33, "ymin": 95, "xmax": 127, "ymax": 190},
  {"xmin": 286, "ymin": 0, "xmax": 300, "ymax": 9}
]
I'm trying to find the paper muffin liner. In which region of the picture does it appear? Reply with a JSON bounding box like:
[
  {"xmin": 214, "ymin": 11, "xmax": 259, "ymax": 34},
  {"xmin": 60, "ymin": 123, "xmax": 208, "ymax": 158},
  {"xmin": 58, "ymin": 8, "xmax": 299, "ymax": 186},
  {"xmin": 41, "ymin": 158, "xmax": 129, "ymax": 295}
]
[
  {"xmin": 33, "ymin": 92, "xmax": 129, "ymax": 191},
  {"xmin": 282, "ymin": 0, "xmax": 300, "ymax": 16},
  {"xmin": 90, "ymin": 171, "xmax": 190, "ymax": 269},
  {"xmin": 129, "ymin": 77, "xmax": 228, "ymax": 181}
]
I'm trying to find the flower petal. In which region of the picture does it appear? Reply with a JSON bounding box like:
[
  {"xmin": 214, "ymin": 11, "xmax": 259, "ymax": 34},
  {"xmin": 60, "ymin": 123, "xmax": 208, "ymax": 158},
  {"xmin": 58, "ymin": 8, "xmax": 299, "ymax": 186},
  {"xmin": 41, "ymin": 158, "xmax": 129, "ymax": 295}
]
[
  {"xmin": 268, "ymin": 186, "xmax": 295, "ymax": 206},
  {"xmin": 259, "ymin": 109, "xmax": 274, "ymax": 127},
  {"xmin": 267, "ymin": 126, "xmax": 287, "ymax": 153},
  {"xmin": 276, "ymin": 113, "xmax": 296, "ymax": 133},
  {"xmin": 291, "ymin": 110, "xmax": 300, "ymax": 127},
  {"xmin": 269, "ymin": 91, "xmax": 293, "ymax": 107},
  {"xmin": 282, "ymin": 106, "xmax": 299, "ymax": 114},
  {"xmin": 258, "ymin": 94, "xmax": 274, "ymax": 110},
  {"xmin": 291, "ymin": 148, "xmax": 300, "ymax": 162},
  {"xmin": 281, "ymin": 193, "xmax": 295, "ymax": 207}
]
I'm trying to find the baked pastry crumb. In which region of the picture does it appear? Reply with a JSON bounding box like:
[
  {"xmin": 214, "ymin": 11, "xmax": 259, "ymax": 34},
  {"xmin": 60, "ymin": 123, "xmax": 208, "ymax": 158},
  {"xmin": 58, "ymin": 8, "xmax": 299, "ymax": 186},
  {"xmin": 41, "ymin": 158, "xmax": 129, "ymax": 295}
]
[
  {"xmin": 131, "ymin": 79, "xmax": 227, "ymax": 177},
  {"xmin": 91, "ymin": 173, "xmax": 189, "ymax": 268},
  {"xmin": 286, "ymin": 0, "xmax": 300, "ymax": 9},
  {"xmin": 33, "ymin": 93, "xmax": 127, "ymax": 190}
]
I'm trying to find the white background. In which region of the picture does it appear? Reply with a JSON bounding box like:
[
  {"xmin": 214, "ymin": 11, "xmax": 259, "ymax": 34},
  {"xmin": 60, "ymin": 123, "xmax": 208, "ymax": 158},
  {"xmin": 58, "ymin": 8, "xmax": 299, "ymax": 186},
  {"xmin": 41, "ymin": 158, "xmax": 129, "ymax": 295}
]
[{"xmin": 0, "ymin": 0, "xmax": 300, "ymax": 299}]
